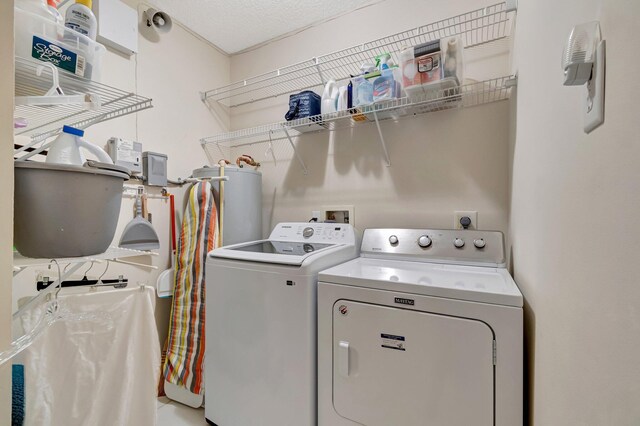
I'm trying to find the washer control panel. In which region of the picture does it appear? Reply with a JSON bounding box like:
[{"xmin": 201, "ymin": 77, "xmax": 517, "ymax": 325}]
[
  {"xmin": 361, "ymin": 228, "xmax": 506, "ymax": 266},
  {"xmin": 269, "ymin": 222, "xmax": 357, "ymax": 245}
]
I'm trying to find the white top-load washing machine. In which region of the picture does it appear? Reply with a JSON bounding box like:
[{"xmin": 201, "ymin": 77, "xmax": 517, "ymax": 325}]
[
  {"xmin": 205, "ymin": 222, "xmax": 359, "ymax": 426},
  {"xmin": 318, "ymin": 228, "xmax": 523, "ymax": 426}
]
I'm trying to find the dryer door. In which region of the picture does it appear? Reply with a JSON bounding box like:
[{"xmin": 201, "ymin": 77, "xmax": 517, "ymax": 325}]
[{"xmin": 333, "ymin": 301, "xmax": 494, "ymax": 426}]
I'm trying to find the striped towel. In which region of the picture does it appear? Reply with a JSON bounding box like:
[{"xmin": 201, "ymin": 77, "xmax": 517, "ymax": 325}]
[{"xmin": 163, "ymin": 182, "xmax": 218, "ymax": 394}]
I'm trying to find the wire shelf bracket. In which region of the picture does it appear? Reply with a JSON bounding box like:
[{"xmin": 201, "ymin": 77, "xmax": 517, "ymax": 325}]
[
  {"xmin": 282, "ymin": 126, "xmax": 309, "ymax": 175},
  {"xmin": 372, "ymin": 110, "xmax": 391, "ymax": 167}
]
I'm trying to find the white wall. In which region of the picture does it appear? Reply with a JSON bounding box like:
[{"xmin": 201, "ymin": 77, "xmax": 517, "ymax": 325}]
[
  {"xmin": 228, "ymin": 0, "xmax": 513, "ymax": 236},
  {"xmin": 510, "ymin": 0, "xmax": 640, "ymax": 424},
  {"xmin": 0, "ymin": 1, "xmax": 14, "ymax": 422},
  {"xmin": 12, "ymin": 0, "xmax": 230, "ymax": 345}
]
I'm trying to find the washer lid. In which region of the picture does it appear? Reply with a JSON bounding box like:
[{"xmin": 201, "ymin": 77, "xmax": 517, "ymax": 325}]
[
  {"xmin": 319, "ymin": 257, "xmax": 523, "ymax": 307},
  {"xmin": 210, "ymin": 239, "xmax": 341, "ymax": 266}
]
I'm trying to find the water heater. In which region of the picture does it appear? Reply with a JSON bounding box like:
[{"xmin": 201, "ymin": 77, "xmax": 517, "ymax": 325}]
[{"xmin": 192, "ymin": 165, "xmax": 262, "ymax": 246}]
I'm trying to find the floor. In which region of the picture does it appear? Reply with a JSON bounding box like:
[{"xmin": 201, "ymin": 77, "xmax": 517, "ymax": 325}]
[{"xmin": 157, "ymin": 397, "xmax": 208, "ymax": 426}]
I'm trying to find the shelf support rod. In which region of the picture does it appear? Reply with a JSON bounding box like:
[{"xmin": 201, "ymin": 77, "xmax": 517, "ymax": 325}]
[
  {"xmin": 111, "ymin": 259, "xmax": 158, "ymax": 270},
  {"xmin": 282, "ymin": 127, "xmax": 308, "ymax": 175},
  {"xmin": 372, "ymin": 110, "xmax": 391, "ymax": 167},
  {"xmin": 314, "ymin": 57, "xmax": 326, "ymax": 86}
]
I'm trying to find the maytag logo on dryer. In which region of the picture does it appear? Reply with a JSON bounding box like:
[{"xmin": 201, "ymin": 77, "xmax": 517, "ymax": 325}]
[{"xmin": 394, "ymin": 297, "xmax": 415, "ymax": 306}]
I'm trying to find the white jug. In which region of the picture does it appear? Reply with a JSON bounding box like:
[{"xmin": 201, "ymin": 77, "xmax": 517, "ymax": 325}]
[
  {"xmin": 321, "ymin": 80, "xmax": 339, "ymax": 115},
  {"xmin": 46, "ymin": 125, "xmax": 113, "ymax": 166}
]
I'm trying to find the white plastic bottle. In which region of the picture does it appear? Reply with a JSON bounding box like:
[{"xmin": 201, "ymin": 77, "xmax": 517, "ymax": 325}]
[
  {"xmin": 46, "ymin": 125, "xmax": 113, "ymax": 166},
  {"xmin": 64, "ymin": 0, "xmax": 97, "ymax": 40},
  {"xmin": 321, "ymin": 80, "xmax": 339, "ymax": 114}
]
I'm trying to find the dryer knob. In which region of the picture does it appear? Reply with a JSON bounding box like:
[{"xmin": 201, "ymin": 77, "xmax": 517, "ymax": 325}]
[
  {"xmin": 454, "ymin": 238, "xmax": 465, "ymax": 248},
  {"xmin": 389, "ymin": 235, "xmax": 399, "ymax": 245},
  {"xmin": 474, "ymin": 238, "xmax": 486, "ymax": 249},
  {"xmin": 303, "ymin": 227, "xmax": 314, "ymax": 238},
  {"xmin": 418, "ymin": 235, "xmax": 432, "ymax": 248}
]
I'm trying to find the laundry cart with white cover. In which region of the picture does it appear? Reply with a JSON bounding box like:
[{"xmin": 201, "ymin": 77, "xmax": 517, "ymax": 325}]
[
  {"xmin": 205, "ymin": 223, "xmax": 359, "ymax": 426},
  {"xmin": 318, "ymin": 228, "xmax": 523, "ymax": 426}
]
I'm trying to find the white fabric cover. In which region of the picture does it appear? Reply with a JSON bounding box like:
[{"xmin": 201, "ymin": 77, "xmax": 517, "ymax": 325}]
[{"xmin": 19, "ymin": 286, "xmax": 160, "ymax": 426}]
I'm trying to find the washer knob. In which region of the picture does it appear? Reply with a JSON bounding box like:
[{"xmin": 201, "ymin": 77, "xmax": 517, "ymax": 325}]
[
  {"xmin": 474, "ymin": 238, "xmax": 486, "ymax": 249},
  {"xmin": 389, "ymin": 235, "xmax": 399, "ymax": 245},
  {"xmin": 454, "ymin": 238, "xmax": 465, "ymax": 248},
  {"xmin": 303, "ymin": 227, "xmax": 314, "ymax": 238},
  {"xmin": 418, "ymin": 235, "xmax": 432, "ymax": 248}
]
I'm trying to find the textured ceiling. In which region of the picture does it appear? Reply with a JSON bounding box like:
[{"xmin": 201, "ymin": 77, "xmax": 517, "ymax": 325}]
[{"xmin": 150, "ymin": 0, "xmax": 381, "ymax": 54}]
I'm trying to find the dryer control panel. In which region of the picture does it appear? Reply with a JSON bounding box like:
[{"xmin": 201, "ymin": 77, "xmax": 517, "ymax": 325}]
[
  {"xmin": 269, "ymin": 223, "xmax": 357, "ymax": 245},
  {"xmin": 361, "ymin": 228, "xmax": 506, "ymax": 267}
]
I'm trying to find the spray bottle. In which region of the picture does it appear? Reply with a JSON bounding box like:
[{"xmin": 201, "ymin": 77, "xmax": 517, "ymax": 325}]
[{"xmin": 373, "ymin": 53, "xmax": 399, "ymax": 101}]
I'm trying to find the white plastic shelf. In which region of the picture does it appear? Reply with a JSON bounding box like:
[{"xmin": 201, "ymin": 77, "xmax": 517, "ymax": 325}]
[
  {"xmin": 202, "ymin": 2, "xmax": 515, "ymax": 108},
  {"xmin": 14, "ymin": 56, "xmax": 153, "ymax": 151},
  {"xmin": 201, "ymin": 75, "xmax": 517, "ymax": 169}
]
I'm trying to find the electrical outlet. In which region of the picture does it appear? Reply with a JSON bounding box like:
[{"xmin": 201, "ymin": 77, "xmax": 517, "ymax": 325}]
[
  {"xmin": 454, "ymin": 211, "xmax": 478, "ymax": 230},
  {"xmin": 311, "ymin": 211, "xmax": 321, "ymax": 222},
  {"xmin": 321, "ymin": 205, "xmax": 354, "ymax": 226}
]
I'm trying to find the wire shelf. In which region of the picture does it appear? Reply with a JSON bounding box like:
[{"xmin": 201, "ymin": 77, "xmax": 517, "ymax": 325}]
[
  {"xmin": 13, "ymin": 246, "xmax": 157, "ymax": 270},
  {"xmin": 14, "ymin": 57, "xmax": 153, "ymax": 149},
  {"xmin": 203, "ymin": 2, "xmax": 515, "ymax": 108},
  {"xmin": 202, "ymin": 75, "xmax": 516, "ymax": 148}
]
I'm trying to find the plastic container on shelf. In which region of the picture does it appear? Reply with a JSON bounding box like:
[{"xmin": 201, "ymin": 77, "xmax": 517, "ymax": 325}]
[
  {"xmin": 373, "ymin": 54, "xmax": 400, "ymax": 102},
  {"xmin": 46, "ymin": 0, "xmax": 63, "ymax": 25},
  {"xmin": 17, "ymin": 0, "xmax": 56, "ymax": 21},
  {"xmin": 14, "ymin": 6, "xmax": 105, "ymax": 82},
  {"xmin": 352, "ymin": 63, "xmax": 376, "ymax": 108},
  {"xmin": 401, "ymin": 36, "xmax": 464, "ymax": 100}
]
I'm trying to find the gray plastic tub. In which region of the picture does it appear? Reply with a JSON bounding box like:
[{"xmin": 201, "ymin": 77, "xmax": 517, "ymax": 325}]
[{"xmin": 14, "ymin": 161, "xmax": 130, "ymax": 258}]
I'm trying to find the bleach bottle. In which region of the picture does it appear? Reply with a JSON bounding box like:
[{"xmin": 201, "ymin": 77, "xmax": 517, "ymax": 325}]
[
  {"xmin": 321, "ymin": 80, "xmax": 339, "ymax": 114},
  {"xmin": 46, "ymin": 125, "xmax": 113, "ymax": 166}
]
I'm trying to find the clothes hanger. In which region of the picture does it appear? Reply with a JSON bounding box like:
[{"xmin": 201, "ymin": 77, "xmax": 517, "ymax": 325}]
[{"xmin": 0, "ymin": 260, "xmax": 115, "ymax": 367}]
